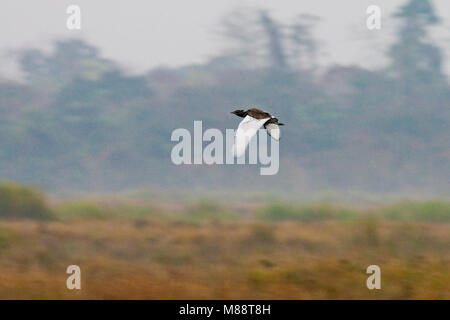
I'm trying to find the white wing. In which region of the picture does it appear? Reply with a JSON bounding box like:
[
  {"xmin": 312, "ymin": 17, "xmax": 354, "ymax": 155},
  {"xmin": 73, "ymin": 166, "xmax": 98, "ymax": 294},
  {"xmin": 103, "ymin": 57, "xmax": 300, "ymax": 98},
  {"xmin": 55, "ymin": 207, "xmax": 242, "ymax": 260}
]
[
  {"xmin": 233, "ymin": 115, "xmax": 269, "ymax": 157},
  {"xmin": 265, "ymin": 123, "xmax": 281, "ymax": 141}
]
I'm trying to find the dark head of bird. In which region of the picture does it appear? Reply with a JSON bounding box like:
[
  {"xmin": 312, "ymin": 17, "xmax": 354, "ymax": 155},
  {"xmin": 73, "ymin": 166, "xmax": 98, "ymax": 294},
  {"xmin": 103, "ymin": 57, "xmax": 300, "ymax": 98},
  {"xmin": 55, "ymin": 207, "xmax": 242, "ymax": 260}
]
[
  {"xmin": 231, "ymin": 109, "xmax": 247, "ymax": 118},
  {"xmin": 269, "ymin": 117, "xmax": 284, "ymax": 126}
]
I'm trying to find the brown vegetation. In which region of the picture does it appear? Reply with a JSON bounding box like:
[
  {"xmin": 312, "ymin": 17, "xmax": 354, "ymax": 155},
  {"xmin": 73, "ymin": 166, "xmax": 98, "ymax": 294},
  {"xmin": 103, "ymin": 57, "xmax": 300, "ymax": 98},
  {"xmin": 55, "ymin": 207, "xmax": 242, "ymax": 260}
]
[{"xmin": 0, "ymin": 191, "xmax": 448, "ymax": 299}]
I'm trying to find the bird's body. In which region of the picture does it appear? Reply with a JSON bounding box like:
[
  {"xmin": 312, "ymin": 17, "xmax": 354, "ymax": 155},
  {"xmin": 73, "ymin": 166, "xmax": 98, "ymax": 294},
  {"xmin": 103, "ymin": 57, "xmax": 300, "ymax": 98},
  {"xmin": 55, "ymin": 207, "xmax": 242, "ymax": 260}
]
[{"xmin": 231, "ymin": 108, "xmax": 284, "ymax": 157}]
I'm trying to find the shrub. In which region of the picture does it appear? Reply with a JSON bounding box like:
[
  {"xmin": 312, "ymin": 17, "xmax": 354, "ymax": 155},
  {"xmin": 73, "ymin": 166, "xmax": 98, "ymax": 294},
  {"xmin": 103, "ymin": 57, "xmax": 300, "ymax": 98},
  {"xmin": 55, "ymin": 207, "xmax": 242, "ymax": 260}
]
[
  {"xmin": 54, "ymin": 202, "xmax": 110, "ymax": 220},
  {"xmin": 383, "ymin": 201, "xmax": 450, "ymax": 222},
  {"xmin": 55, "ymin": 201, "xmax": 159, "ymax": 220},
  {"xmin": 258, "ymin": 203, "xmax": 357, "ymax": 222},
  {"xmin": 247, "ymin": 223, "xmax": 277, "ymax": 245},
  {"xmin": 0, "ymin": 229, "xmax": 17, "ymax": 249},
  {"xmin": 247, "ymin": 269, "xmax": 272, "ymax": 286},
  {"xmin": 0, "ymin": 182, "xmax": 53, "ymax": 220},
  {"xmin": 185, "ymin": 200, "xmax": 237, "ymax": 221}
]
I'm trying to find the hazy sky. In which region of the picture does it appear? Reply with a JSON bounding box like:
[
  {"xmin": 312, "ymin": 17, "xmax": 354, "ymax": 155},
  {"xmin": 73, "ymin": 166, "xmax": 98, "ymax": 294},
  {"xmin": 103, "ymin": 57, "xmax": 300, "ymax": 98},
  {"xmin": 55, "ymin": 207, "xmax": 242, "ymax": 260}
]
[{"xmin": 1, "ymin": 0, "xmax": 450, "ymax": 79}]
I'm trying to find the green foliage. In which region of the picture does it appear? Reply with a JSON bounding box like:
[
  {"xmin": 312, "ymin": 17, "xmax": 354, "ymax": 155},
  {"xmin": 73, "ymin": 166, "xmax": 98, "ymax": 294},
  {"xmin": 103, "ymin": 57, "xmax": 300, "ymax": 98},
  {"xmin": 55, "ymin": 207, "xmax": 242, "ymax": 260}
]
[
  {"xmin": 54, "ymin": 202, "xmax": 156, "ymax": 220},
  {"xmin": 258, "ymin": 201, "xmax": 450, "ymax": 223},
  {"xmin": 185, "ymin": 200, "xmax": 237, "ymax": 222},
  {"xmin": 0, "ymin": 182, "xmax": 53, "ymax": 220},
  {"xmin": 0, "ymin": 229, "xmax": 17, "ymax": 249},
  {"xmin": 51, "ymin": 199, "xmax": 450, "ymax": 223},
  {"xmin": 258, "ymin": 203, "xmax": 357, "ymax": 222},
  {"xmin": 383, "ymin": 201, "xmax": 450, "ymax": 223},
  {"xmin": 55, "ymin": 202, "xmax": 110, "ymax": 220},
  {"xmin": 247, "ymin": 269, "xmax": 272, "ymax": 287}
]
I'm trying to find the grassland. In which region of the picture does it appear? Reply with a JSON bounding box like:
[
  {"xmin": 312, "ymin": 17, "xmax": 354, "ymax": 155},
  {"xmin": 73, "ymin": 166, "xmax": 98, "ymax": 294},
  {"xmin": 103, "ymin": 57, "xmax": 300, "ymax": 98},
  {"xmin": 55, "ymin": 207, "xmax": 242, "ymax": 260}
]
[{"xmin": 0, "ymin": 187, "xmax": 448, "ymax": 299}]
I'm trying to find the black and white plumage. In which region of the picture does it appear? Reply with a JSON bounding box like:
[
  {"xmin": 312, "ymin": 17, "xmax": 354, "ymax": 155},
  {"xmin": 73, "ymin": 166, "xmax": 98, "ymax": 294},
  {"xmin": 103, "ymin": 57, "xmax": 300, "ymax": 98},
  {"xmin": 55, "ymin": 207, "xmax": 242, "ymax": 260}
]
[{"xmin": 231, "ymin": 108, "xmax": 284, "ymax": 157}]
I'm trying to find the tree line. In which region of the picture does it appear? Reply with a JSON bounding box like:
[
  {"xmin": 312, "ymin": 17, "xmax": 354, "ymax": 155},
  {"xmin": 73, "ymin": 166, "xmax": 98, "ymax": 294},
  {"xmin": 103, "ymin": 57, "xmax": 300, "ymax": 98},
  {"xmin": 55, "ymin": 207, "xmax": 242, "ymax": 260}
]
[{"xmin": 0, "ymin": 0, "xmax": 448, "ymax": 195}]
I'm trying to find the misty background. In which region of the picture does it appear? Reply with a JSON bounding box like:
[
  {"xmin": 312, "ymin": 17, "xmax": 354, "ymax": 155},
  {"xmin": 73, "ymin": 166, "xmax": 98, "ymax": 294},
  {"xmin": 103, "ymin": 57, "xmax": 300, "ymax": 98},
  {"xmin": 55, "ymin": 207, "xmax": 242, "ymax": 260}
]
[{"xmin": 0, "ymin": 0, "xmax": 449, "ymax": 197}]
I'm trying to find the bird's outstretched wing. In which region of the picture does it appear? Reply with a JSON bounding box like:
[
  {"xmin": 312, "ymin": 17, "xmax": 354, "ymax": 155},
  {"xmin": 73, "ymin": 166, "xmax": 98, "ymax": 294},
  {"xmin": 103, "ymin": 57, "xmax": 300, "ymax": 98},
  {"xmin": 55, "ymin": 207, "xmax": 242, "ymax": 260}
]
[
  {"xmin": 233, "ymin": 115, "xmax": 269, "ymax": 157},
  {"xmin": 265, "ymin": 123, "xmax": 281, "ymax": 141}
]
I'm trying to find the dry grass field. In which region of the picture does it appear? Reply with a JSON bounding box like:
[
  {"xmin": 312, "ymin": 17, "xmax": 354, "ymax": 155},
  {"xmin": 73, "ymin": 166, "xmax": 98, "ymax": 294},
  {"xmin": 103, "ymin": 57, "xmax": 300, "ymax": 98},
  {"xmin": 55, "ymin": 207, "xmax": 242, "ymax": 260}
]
[{"xmin": 0, "ymin": 193, "xmax": 448, "ymax": 299}]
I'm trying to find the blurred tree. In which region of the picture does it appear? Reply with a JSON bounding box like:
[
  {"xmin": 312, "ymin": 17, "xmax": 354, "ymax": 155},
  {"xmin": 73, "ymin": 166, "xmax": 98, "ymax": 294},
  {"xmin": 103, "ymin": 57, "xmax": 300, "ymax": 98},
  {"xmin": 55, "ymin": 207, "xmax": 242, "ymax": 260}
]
[
  {"xmin": 220, "ymin": 8, "xmax": 266, "ymax": 69},
  {"xmin": 289, "ymin": 14, "xmax": 320, "ymax": 70},
  {"xmin": 259, "ymin": 10, "xmax": 287, "ymax": 70},
  {"xmin": 221, "ymin": 9, "xmax": 319, "ymax": 72},
  {"xmin": 0, "ymin": 10, "xmax": 448, "ymax": 193},
  {"xmin": 18, "ymin": 39, "xmax": 115, "ymax": 88},
  {"xmin": 389, "ymin": 0, "xmax": 446, "ymax": 88},
  {"xmin": 387, "ymin": 0, "xmax": 448, "ymax": 138},
  {"xmin": 0, "ymin": 182, "xmax": 53, "ymax": 220}
]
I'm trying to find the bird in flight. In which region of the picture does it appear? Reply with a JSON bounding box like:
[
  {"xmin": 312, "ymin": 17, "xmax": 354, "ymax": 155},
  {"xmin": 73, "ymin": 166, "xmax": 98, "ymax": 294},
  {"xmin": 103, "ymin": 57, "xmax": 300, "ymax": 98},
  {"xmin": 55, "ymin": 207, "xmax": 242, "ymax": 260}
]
[{"xmin": 231, "ymin": 107, "xmax": 284, "ymax": 157}]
